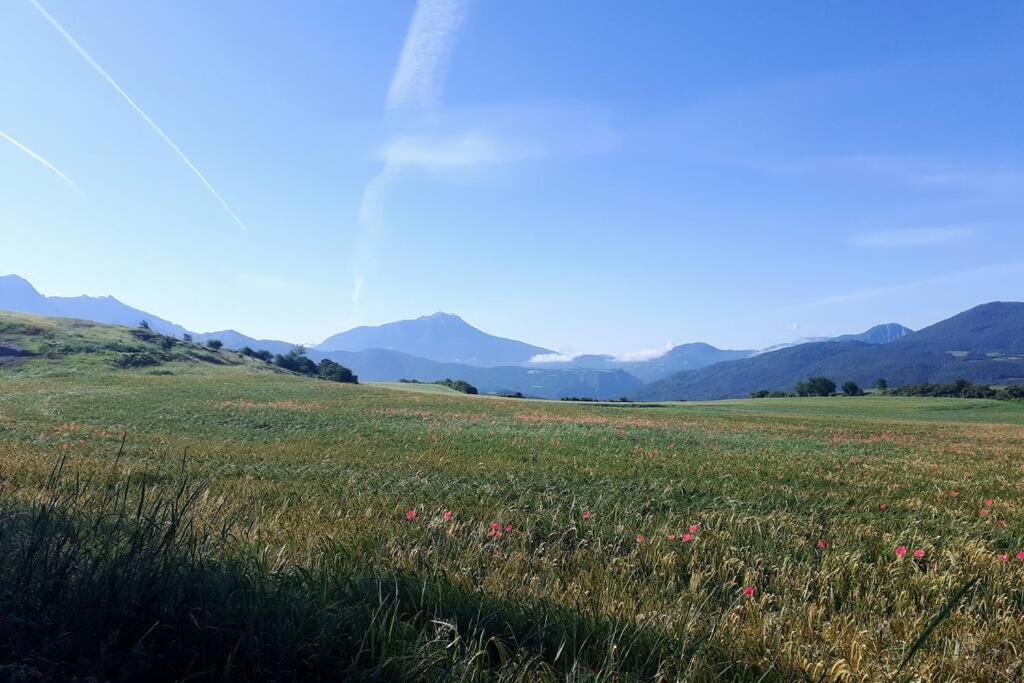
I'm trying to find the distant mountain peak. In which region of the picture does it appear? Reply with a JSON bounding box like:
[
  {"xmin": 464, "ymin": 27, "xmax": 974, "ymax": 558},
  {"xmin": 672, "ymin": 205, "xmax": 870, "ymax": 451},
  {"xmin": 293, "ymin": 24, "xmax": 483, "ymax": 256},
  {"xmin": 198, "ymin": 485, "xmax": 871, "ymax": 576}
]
[
  {"xmin": 316, "ymin": 313, "xmax": 551, "ymax": 365},
  {"xmin": 0, "ymin": 274, "xmax": 41, "ymax": 292}
]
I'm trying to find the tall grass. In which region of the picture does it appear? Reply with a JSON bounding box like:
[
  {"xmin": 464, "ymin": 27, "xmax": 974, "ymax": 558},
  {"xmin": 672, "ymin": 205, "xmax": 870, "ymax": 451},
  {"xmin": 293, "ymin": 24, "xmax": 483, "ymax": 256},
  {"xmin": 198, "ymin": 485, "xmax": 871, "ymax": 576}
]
[
  {"xmin": 0, "ymin": 455, "xmax": 779, "ymax": 681},
  {"xmin": 3, "ymin": 350, "xmax": 1024, "ymax": 680}
]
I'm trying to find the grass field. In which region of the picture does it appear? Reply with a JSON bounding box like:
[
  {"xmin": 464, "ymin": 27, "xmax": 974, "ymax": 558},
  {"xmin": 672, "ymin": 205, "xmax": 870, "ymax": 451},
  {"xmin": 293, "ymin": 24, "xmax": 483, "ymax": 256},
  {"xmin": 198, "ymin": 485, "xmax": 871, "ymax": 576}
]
[{"xmin": 1, "ymin": 314, "xmax": 1024, "ymax": 680}]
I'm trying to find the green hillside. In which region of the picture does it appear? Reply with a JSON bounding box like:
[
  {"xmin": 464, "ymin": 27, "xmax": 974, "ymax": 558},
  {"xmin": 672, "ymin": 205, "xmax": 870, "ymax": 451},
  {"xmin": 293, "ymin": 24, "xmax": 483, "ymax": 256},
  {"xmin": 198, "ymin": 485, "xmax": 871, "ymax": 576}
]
[{"xmin": 2, "ymin": 312, "xmax": 1024, "ymax": 680}]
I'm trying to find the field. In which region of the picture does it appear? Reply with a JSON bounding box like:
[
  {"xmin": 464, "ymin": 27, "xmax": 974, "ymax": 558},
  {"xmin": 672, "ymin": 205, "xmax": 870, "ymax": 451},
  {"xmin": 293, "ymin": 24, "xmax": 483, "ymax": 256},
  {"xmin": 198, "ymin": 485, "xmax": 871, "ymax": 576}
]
[{"xmin": 1, "ymin": 315, "xmax": 1024, "ymax": 680}]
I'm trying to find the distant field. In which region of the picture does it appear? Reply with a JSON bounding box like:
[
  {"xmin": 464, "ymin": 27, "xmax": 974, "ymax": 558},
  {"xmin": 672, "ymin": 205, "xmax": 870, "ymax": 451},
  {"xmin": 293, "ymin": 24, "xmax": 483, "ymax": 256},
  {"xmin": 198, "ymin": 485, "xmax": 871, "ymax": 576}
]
[
  {"xmin": 2, "ymin": 316, "xmax": 1024, "ymax": 680},
  {"xmin": 687, "ymin": 395, "xmax": 1024, "ymax": 424},
  {"xmin": 367, "ymin": 380, "xmax": 473, "ymax": 395}
]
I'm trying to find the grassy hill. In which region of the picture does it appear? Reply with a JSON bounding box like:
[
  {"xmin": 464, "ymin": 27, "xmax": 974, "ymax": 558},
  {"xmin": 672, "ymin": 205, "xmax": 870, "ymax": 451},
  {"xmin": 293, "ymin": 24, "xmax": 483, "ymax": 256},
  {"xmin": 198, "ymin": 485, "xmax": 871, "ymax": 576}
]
[{"xmin": 2, "ymin": 312, "xmax": 1024, "ymax": 679}]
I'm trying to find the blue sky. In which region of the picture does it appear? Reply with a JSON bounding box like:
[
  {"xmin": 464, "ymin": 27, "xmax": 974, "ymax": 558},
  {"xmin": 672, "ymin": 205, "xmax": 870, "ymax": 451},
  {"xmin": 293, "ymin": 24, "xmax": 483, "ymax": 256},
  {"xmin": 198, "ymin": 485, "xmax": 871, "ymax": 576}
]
[{"xmin": 2, "ymin": 1, "xmax": 1022, "ymax": 355}]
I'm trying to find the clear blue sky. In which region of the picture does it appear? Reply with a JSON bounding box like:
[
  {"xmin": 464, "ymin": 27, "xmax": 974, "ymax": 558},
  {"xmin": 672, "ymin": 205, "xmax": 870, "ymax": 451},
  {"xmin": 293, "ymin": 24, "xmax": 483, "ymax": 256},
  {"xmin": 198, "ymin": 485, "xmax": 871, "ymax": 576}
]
[{"xmin": 2, "ymin": 1, "xmax": 1022, "ymax": 355}]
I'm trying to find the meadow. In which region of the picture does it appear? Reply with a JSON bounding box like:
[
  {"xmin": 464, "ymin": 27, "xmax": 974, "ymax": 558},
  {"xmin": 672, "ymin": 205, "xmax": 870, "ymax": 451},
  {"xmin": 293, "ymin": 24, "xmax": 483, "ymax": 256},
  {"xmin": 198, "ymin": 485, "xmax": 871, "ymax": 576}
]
[{"xmin": 1, "ymin": 315, "xmax": 1023, "ymax": 680}]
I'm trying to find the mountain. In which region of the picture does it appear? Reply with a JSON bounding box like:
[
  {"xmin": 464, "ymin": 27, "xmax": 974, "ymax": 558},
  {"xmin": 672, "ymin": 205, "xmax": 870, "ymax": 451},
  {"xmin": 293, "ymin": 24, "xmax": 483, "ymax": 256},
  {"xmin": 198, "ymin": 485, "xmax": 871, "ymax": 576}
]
[
  {"xmin": 635, "ymin": 303, "xmax": 1024, "ymax": 401},
  {"xmin": 529, "ymin": 343, "xmax": 755, "ymax": 383},
  {"xmin": 316, "ymin": 312, "xmax": 553, "ymax": 366},
  {"xmin": 0, "ymin": 274, "xmax": 187, "ymax": 337},
  {"xmin": 0, "ymin": 275, "xmax": 51, "ymax": 315},
  {"xmin": 756, "ymin": 323, "xmax": 913, "ymax": 354},
  {"xmin": 833, "ymin": 323, "xmax": 913, "ymax": 344},
  {"xmin": 315, "ymin": 347, "xmax": 642, "ymax": 400}
]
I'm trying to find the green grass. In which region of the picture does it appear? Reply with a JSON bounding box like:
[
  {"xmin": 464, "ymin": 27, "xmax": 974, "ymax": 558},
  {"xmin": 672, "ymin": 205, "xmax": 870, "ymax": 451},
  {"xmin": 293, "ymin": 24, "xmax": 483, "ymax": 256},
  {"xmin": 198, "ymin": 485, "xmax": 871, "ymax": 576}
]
[
  {"xmin": 2, "ymin": 312, "xmax": 1024, "ymax": 680},
  {"xmin": 688, "ymin": 394, "xmax": 1024, "ymax": 424}
]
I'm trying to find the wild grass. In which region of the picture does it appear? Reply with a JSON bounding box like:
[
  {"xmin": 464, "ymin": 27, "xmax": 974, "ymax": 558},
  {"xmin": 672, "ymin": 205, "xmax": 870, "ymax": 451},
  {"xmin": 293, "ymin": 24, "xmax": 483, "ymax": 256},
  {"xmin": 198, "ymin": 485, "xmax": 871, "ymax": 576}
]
[{"xmin": 1, "ymin": 320, "xmax": 1024, "ymax": 680}]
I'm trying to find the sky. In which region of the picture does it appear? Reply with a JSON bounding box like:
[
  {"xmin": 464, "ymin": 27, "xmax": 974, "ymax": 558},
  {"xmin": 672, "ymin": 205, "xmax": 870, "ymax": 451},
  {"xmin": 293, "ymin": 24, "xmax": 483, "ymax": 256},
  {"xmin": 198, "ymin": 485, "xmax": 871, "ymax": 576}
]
[{"xmin": 1, "ymin": 1, "xmax": 1023, "ymax": 356}]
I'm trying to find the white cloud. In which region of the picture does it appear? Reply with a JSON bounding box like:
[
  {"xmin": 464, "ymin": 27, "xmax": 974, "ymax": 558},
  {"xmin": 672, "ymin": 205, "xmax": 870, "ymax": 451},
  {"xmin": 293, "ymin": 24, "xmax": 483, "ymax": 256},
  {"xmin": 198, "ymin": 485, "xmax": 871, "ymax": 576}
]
[
  {"xmin": 529, "ymin": 352, "xmax": 580, "ymax": 364},
  {"xmin": 387, "ymin": 0, "xmax": 468, "ymax": 111},
  {"xmin": 0, "ymin": 129, "xmax": 82, "ymax": 194},
  {"xmin": 850, "ymin": 225, "xmax": 975, "ymax": 248},
  {"xmin": 614, "ymin": 342, "xmax": 673, "ymax": 362},
  {"xmin": 382, "ymin": 132, "xmax": 530, "ymax": 168}
]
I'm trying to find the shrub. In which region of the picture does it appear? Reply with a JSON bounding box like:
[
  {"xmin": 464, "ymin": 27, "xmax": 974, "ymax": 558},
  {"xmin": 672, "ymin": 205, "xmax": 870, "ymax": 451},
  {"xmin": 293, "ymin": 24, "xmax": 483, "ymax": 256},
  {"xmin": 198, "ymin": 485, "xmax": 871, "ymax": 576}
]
[
  {"xmin": 239, "ymin": 346, "xmax": 273, "ymax": 361},
  {"xmin": 435, "ymin": 379, "xmax": 478, "ymax": 394},
  {"xmin": 274, "ymin": 346, "xmax": 318, "ymax": 375},
  {"xmin": 114, "ymin": 352, "xmax": 161, "ymax": 369},
  {"xmin": 842, "ymin": 381, "xmax": 864, "ymax": 396},
  {"xmin": 795, "ymin": 377, "xmax": 836, "ymax": 397},
  {"xmin": 318, "ymin": 359, "xmax": 358, "ymax": 384},
  {"xmin": 205, "ymin": 339, "xmax": 224, "ymax": 350}
]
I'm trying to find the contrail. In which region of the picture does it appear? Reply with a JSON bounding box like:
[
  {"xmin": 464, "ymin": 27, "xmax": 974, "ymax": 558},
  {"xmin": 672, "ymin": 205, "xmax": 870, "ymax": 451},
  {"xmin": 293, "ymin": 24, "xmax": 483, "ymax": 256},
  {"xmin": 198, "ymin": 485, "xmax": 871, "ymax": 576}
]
[
  {"xmin": 350, "ymin": 0, "xmax": 468, "ymax": 307},
  {"xmin": 0, "ymin": 129, "xmax": 83, "ymax": 194},
  {"xmin": 387, "ymin": 0, "xmax": 468, "ymax": 110},
  {"xmin": 30, "ymin": 0, "xmax": 247, "ymax": 232}
]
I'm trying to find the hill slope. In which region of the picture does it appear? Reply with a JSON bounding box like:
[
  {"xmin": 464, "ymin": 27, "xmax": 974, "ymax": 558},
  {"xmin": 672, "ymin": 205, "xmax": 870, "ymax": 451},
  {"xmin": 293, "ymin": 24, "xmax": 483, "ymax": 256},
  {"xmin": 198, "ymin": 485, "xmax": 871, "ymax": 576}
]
[
  {"xmin": 316, "ymin": 312, "xmax": 552, "ymax": 366},
  {"xmin": 636, "ymin": 302, "xmax": 1024, "ymax": 400},
  {"xmin": 0, "ymin": 310, "xmax": 245, "ymax": 370}
]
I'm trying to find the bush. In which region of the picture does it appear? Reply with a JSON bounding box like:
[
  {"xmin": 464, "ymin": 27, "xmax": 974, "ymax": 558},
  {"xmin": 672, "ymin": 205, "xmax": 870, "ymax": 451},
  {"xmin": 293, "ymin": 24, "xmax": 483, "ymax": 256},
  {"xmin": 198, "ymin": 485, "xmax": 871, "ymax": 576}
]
[
  {"xmin": 842, "ymin": 381, "xmax": 864, "ymax": 396},
  {"xmin": 114, "ymin": 352, "xmax": 162, "ymax": 369},
  {"xmin": 886, "ymin": 378, "xmax": 1018, "ymax": 400},
  {"xmin": 794, "ymin": 377, "xmax": 836, "ymax": 397},
  {"xmin": 239, "ymin": 347, "xmax": 274, "ymax": 362},
  {"xmin": 435, "ymin": 379, "xmax": 478, "ymax": 394},
  {"xmin": 318, "ymin": 359, "xmax": 358, "ymax": 384},
  {"xmin": 205, "ymin": 339, "xmax": 224, "ymax": 350},
  {"xmin": 274, "ymin": 346, "xmax": 318, "ymax": 375}
]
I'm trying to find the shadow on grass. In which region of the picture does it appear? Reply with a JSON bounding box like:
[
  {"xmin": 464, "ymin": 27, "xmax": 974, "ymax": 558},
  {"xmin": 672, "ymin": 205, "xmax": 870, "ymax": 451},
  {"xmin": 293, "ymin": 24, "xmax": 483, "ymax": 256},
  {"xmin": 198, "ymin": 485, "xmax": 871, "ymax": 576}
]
[{"xmin": 0, "ymin": 457, "xmax": 792, "ymax": 682}]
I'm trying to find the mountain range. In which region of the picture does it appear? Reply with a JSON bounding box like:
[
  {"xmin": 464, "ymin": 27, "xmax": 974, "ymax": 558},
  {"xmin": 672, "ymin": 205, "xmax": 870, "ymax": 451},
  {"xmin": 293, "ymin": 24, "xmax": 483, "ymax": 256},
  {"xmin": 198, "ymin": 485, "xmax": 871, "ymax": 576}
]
[
  {"xmin": 636, "ymin": 303, "xmax": 1024, "ymax": 401},
  {"xmin": 4, "ymin": 274, "xmax": 1020, "ymax": 401}
]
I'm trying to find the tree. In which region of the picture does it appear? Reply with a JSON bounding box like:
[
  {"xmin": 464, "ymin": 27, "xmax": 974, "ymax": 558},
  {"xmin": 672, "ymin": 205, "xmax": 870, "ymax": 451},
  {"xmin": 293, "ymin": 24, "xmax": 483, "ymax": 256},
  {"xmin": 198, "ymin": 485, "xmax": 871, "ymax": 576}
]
[
  {"xmin": 875, "ymin": 378, "xmax": 888, "ymax": 391},
  {"xmin": 205, "ymin": 339, "xmax": 223, "ymax": 350},
  {"xmin": 796, "ymin": 377, "xmax": 836, "ymax": 397},
  {"xmin": 842, "ymin": 381, "xmax": 864, "ymax": 396},
  {"xmin": 435, "ymin": 378, "xmax": 478, "ymax": 394},
  {"xmin": 318, "ymin": 359, "xmax": 358, "ymax": 384},
  {"xmin": 274, "ymin": 345, "xmax": 317, "ymax": 375},
  {"xmin": 138, "ymin": 320, "xmax": 150, "ymax": 330},
  {"xmin": 182, "ymin": 333, "xmax": 193, "ymax": 343}
]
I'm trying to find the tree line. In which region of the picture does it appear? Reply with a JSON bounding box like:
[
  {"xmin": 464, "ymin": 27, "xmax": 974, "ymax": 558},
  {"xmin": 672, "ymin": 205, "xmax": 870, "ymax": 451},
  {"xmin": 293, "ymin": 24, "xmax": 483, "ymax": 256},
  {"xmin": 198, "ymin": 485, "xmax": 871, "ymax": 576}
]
[{"xmin": 751, "ymin": 376, "xmax": 1024, "ymax": 401}]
